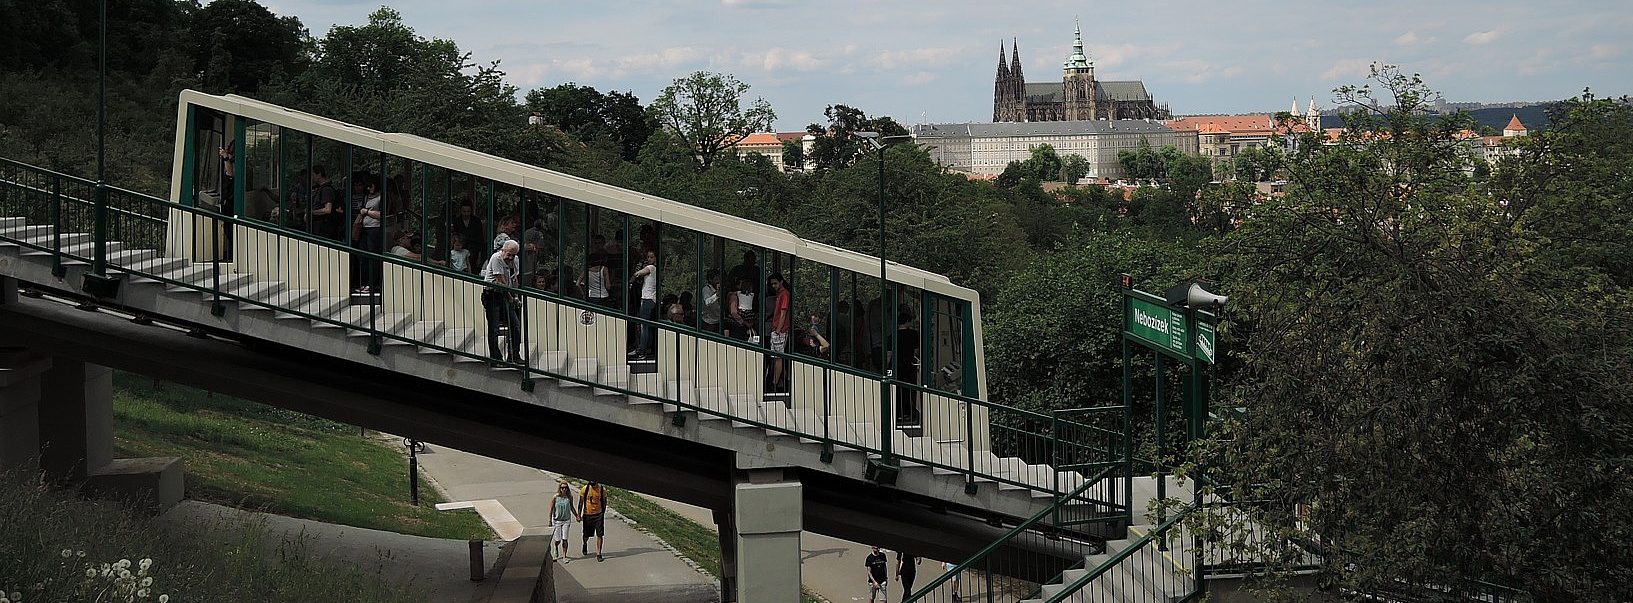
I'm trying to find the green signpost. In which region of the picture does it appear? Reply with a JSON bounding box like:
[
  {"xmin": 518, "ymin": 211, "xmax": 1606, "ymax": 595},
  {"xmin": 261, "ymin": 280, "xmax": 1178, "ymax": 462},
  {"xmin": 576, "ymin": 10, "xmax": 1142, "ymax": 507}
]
[{"xmin": 1124, "ymin": 289, "xmax": 1216, "ymax": 365}]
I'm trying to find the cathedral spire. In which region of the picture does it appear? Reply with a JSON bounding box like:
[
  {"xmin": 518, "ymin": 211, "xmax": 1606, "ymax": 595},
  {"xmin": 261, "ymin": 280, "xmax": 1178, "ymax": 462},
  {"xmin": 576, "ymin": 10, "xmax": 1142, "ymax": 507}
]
[
  {"xmin": 1010, "ymin": 38, "xmax": 1024, "ymax": 84},
  {"xmin": 1064, "ymin": 18, "xmax": 1091, "ymax": 69}
]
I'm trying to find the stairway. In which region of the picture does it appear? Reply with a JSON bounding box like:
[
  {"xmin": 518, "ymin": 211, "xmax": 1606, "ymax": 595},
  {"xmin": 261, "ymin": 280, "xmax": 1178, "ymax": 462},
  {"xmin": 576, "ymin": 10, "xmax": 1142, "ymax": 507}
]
[{"xmin": 0, "ymin": 216, "xmax": 1092, "ymax": 523}]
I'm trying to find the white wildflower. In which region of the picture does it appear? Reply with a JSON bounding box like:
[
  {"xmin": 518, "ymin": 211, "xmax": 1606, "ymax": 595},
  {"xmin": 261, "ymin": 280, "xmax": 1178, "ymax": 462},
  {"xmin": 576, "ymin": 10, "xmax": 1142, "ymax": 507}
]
[
  {"xmin": 60, "ymin": 549, "xmax": 72, "ymax": 558},
  {"xmin": 138, "ymin": 558, "xmax": 152, "ymax": 572},
  {"xmin": 140, "ymin": 577, "xmax": 152, "ymax": 588},
  {"xmin": 137, "ymin": 589, "xmax": 148, "ymax": 598},
  {"xmin": 85, "ymin": 569, "xmax": 96, "ymax": 578},
  {"xmin": 118, "ymin": 569, "xmax": 131, "ymax": 580},
  {"xmin": 158, "ymin": 595, "xmax": 169, "ymax": 603},
  {"xmin": 2, "ymin": 595, "xmax": 11, "ymax": 603},
  {"xmin": 77, "ymin": 550, "xmax": 87, "ymax": 558}
]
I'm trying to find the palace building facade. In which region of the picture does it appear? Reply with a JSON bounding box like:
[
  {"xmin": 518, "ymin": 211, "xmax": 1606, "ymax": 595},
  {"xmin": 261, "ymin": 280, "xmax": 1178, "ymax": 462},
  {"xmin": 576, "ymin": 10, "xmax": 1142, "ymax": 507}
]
[{"xmin": 994, "ymin": 24, "xmax": 1170, "ymax": 122}]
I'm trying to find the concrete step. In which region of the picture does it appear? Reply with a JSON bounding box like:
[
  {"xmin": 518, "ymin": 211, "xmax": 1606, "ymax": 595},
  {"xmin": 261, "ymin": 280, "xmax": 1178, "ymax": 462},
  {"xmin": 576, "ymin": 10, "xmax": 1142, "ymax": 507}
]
[
  {"xmin": 388, "ymin": 320, "xmax": 445, "ymax": 345},
  {"xmin": 624, "ymin": 372, "xmax": 665, "ymax": 403},
  {"xmin": 25, "ymin": 239, "xmax": 119, "ymax": 257},
  {"xmin": 728, "ymin": 394, "xmax": 763, "ymax": 428},
  {"xmin": 1, "ymin": 225, "xmax": 53, "ymax": 240},
  {"xmin": 562, "ymin": 358, "xmax": 599, "ymax": 388},
  {"xmin": 243, "ymin": 288, "xmax": 318, "ymax": 313},
  {"xmin": 226, "ymin": 281, "xmax": 289, "ymax": 304},
  {"xmin": 114, "ymin": 255, "xmax": 187, "ymax": 276},
  {"xmin": 276, "ymin": 296, "xmax": 347, "ymax": 320},
  {"xmin": 533, "ymin": 350, "xmax": 569, "ymax": 374},
  {"xmin": 428, "ymin": 329, "xmax": 478, "ymax": 357},
  {"xmin": 105, "ymin": 248, "xmax": 158, "ymax": 266},
  {"xmin": 169, "ymin": 272, "xmax": 252, "ymax": 294},
  {"xmin": 147, "ymin": 264, "xmax": 216, "ymax": 286},
  {"xmin": 20, "ymin": 232, "xmax": 89, "ymax": 249},
  {"xmin": 590, "ymin": 365, "xmax": 630, "ymax": 396}
]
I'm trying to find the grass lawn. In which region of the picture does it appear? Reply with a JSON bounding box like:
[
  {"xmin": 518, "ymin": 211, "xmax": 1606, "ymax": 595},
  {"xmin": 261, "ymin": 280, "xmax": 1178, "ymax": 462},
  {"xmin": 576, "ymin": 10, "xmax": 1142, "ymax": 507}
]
[{"xmin": 110, "ymin": 372, "xmax": 491, "ymax": 541}]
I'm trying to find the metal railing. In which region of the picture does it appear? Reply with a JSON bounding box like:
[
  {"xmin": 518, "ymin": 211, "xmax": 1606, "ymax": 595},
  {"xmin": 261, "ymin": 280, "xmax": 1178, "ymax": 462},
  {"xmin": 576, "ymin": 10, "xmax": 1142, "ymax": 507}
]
[
  {"xmin": 902, "ymin": 478, "xmax": 1115, "ymax": 603},
  {"xmin": 0, "ymin": 156, "xmax": 1133, "ymax": 510}
]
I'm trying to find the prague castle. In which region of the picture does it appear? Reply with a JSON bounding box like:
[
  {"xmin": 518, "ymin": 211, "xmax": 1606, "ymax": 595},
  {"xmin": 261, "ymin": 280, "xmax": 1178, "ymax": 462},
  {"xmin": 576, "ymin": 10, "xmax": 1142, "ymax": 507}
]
[{"xmin": 993, "ymin": 23, "xmax": 1170, "ymax": 122}]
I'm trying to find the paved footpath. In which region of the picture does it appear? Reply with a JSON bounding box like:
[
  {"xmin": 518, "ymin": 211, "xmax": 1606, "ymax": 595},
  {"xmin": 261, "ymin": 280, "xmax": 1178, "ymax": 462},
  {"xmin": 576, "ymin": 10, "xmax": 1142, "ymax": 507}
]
[
  {"xmin": 648, "ymin": 495, "xmax": 962, "ymax": 603},
  {"xmin": 413, "ymin": 443, "xmax": 718, "ymax": 603}
]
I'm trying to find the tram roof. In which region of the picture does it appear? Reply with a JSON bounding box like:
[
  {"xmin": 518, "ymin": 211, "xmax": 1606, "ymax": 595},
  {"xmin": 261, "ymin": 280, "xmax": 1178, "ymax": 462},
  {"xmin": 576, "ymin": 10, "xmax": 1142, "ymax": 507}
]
[{"xmin": 183, "ymin": 91, "xmax": 974, "ymax": 302}]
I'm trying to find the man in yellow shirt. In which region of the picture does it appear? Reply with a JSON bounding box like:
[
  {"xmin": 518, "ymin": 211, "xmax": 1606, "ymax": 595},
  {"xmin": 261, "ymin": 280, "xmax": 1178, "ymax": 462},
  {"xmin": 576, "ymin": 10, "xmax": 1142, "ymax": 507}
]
[{"xmin": 579, "ymin": 481, "xmax": 608, "ymax": 562}]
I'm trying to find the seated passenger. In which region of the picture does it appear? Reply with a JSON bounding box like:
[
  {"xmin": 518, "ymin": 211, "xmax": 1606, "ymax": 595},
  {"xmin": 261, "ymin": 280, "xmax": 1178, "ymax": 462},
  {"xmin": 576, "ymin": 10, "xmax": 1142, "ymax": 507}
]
[{"xmin": 448, "ymin": 233, "xmax": 473, "ymax": 273}]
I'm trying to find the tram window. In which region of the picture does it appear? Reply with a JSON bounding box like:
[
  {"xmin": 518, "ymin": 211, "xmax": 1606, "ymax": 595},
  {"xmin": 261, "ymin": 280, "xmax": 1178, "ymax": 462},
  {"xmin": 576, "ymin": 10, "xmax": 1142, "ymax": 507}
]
[
  {"xmin": 558, "ymin": 199, "xmax": 589, "ymax": 299},
  {"xmin": 241, "ymin": 120, "xmax": 279, "ymax": 223},
  {"xmin": 279, "ymin": 128, "xmax": 309, "ymax": 230},
  {"xmin": 699, "ymin": 233, "xmax": 728, "ymax": 335},
  {"xmin": 190, "ymin": 108, "xmax": 226, "ymax": 210},
  {"xmin": 659, "ymin": 225, "xmax": 698, "ymax": 328}
]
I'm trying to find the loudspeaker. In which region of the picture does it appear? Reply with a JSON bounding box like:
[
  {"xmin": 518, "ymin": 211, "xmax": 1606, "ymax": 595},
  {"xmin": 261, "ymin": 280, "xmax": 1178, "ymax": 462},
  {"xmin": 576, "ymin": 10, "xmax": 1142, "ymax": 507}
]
[
  {"xmin": 1184, "ymin": 283, "xmax": 1228, "ymax": 309},
  {"xmin": 1165, "ymin": 280, "xmax": 1227, "ymax": 309}
]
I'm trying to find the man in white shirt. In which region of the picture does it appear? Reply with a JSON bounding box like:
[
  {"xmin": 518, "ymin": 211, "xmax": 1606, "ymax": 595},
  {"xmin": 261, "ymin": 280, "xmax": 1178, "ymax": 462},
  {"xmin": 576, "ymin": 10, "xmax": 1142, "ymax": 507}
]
[
  {"xmin": 701, "ymin": 268, "xmax": 722, "ymax": 333},
  {"xmin": 482, "ymin": 240, "xmax": 523, "ymax": 364},
  {"xmin": 628, "ymin": 249, "xmax": 658, "ymax": 359}
]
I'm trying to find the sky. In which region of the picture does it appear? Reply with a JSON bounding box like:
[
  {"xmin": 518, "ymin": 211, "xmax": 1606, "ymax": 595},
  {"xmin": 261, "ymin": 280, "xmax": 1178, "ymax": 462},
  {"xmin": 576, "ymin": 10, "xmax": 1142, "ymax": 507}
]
[{"xmin": 262, "ymin": 0, "xmax": 1632, "ymax": 132}]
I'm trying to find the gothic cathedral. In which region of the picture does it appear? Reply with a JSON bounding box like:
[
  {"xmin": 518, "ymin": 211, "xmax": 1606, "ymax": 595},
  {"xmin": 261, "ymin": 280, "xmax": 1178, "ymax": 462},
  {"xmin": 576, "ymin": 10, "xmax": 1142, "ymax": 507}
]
[{"xmin": 993, "ymin": 23, "xmax": 1170, "ymax": 122}]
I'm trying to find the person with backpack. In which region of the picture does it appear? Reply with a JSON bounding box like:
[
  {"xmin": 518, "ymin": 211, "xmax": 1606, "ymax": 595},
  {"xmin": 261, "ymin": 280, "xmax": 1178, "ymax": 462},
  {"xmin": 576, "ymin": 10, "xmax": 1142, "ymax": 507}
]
[{"xmin": 579, "ymin": 481, "xmax": 608, "ymax": 562}]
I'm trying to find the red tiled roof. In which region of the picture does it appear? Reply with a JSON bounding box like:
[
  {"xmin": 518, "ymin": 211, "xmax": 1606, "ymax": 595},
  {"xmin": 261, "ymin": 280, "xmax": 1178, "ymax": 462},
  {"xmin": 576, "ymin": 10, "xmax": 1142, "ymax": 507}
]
[
  {"xmin": 731, "ymin": 133, "xmax": 782, "ymax": 147},
  {"xmin": 1505, "ymin": 114, "xmax": 1526, "ymax": 131},
  {"xmin": 1166, "ymin": 114, "xmax": 1312, "ymax": 136},
  {"xmin": 776, "ymin": 131, "xmax": 808, "ymax": 143}
]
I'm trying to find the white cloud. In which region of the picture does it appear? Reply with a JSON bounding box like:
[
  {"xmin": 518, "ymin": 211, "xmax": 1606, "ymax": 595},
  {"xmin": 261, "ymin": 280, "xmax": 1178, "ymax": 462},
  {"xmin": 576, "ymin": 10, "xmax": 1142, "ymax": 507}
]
[
  {"xmin": 741, "ymin": 48, "xmax": 826, "ymax": 72},
  {"xmin": 1393, "ymin": 31, "xmax": 1436, "ymax": 46},
  {"xmin": 868, "ymin": 47, "xmax": 963, "ymax": 70},
  {"xmin": 1463, "ymin": 28, "xmax": 1506, "ymax": 46},
  {"xmin": 1321, "ymin": 58, "xmax": 1374, "ymax": 81},
  {"xmin": 1587, "ymin": 44, "xmax": 1618, "ymax": 60},
  {"xmin": 903, "ymin": 72, "xmax": 938, "ymax": 86}
]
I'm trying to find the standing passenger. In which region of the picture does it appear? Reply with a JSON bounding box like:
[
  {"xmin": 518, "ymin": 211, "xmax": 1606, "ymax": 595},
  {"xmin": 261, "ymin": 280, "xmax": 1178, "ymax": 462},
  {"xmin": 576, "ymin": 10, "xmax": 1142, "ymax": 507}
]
[
  {"xmin": 309, "ymin": 166, "xmax": 339, "ymax": 239},
  {"xmin": 351, "ymin": 175, "xmax": 384, "ymax": 294},
  {"xmin": 628, "ymin": 250, "xmax": 658, "ymax": 360},
  {"xmin": 767, "ymin": 272, "xmax": 792, "ymax": 393},
  {"xmin": 481, "ymin": 240, "xmax": 522, "ymax": 364},
  {"xmin": 700, "ymin": 269, "xmax": 722, "ymax": 333}
]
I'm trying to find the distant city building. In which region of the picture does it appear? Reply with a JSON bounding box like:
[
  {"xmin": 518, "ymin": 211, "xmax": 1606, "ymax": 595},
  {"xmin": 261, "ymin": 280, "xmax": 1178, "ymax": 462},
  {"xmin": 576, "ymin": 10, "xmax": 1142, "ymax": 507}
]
[
  {"xmin": 729, "ymin": 132, "xmax": 808, "ymax": 171},
  {"xmin": 911, "ymin": 120, "xmax": 1196, "ymax": 180},
  {"xmin": 1165, "ymin": 100, "xmax": 1321, "ymax": 177},
  {"xmin": 993, "ymin": 23, "xmax": 1170, "ymax": 123},
  {"xmin": 1474, "ymin": 114, "xmax": 1529, "ymax": 163}
]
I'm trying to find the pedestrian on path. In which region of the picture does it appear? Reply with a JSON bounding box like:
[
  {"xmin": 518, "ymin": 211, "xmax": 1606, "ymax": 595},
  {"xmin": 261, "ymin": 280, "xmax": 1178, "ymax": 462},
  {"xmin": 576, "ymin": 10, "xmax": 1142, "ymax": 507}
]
[
  {"xmin": 550, "ymin": 481, "xmax": 580, "ymax": 562},
  {"xmin": 943, "ymin": 561, "xmax": 960, "ymax": 601},
  {"xmin": 896, "ymin": 551, "xmax": 920, "ymax": 602},
  {"xmin": 865, "ymin": 546, "xmax": 890, "ymax": 602},
  {"xmin": 579, "ymin": 480, "xmax": 608, "ymax": 562}
]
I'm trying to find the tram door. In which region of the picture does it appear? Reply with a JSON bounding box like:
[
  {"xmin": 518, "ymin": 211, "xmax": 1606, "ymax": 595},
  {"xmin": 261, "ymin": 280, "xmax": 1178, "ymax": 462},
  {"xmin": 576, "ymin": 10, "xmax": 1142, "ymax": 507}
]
[
  {"xmin": 185, "ymin": 107, "xmax": 235, "ymax": 261},
  {"xmin": 922, "ymin": 293, "xmax": 971, "ymax": 444}
]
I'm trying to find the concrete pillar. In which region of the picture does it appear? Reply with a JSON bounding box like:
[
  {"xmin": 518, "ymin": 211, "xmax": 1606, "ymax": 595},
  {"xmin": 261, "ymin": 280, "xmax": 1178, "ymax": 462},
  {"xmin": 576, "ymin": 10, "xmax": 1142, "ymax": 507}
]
[
  {"xmin": 0, "ymin": 349, "xmax": 51, "ymax": 471},
  {"xmin": 38, "ymin": 358, "xmax": 114, "ymax": 481},
  {"xmin": 1, "ymin": 275, "xmax": 17, "ymax": 305},
  {"xmin": 732, "ymin": 467, "xmax": 802, "ymax": 603},
  {"xmin": 715, "ymin": 509, "xmax": 738, "ymax": 602}
]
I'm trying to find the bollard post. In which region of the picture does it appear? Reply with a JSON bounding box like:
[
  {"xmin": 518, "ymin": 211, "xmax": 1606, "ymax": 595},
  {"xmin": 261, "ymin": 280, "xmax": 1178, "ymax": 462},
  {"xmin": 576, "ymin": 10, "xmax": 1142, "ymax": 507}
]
[{"xmin": 469, "ymin": 539, "xmax": 485, "ymax": 581}]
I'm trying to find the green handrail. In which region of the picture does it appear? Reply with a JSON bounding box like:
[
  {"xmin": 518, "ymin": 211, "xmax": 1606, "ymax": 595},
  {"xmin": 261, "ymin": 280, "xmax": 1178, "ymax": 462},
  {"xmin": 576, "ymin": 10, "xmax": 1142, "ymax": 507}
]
[
  {"xmin": 902, "ymin": 476, "xmax": 1108, "ymax": 603},
  {"xmin": 1041, "ymin": 506, "xmax": 1195, "ymax": 603}
]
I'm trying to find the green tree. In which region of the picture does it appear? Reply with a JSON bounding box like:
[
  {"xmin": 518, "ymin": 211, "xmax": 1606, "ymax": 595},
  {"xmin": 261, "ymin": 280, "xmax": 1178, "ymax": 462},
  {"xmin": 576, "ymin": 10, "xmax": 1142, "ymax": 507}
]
[
  {"xmin": 804, "ymin": 104, "xmax": 907, "ymax": 171},
  {"xmin": 1209, "ymin": 66, "xmax": 1633, "ymax": 601},
  {"xmin": 780, "ymin": 138, "xmax": 804, "ymax": 172},
  {"xmin": 1062, "ymin": 153, "xmax": 1091, "ymax": 183},
  {"xmin": 525, "ymin": 83, "xmax": 655, "ymax": 160},
  {"xmin": 190, "ymin": 0, "xmax": 310, "ymax": 94},
  {"xmin": 1023, "ymin": 143, "xmax": 1064, "ymax": 182},
  {"xmin": 648, "ymin": 71, "xmax": 775, "ymax": 170}
]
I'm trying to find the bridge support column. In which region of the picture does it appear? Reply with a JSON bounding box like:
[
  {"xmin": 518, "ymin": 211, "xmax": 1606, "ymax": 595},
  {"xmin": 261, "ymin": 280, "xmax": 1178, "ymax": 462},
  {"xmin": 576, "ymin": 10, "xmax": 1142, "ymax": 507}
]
[
  {"xmin": 729, "ymin": 466, "xmax": 802, "ymax": 603},
  {"xmin": 0, "ymin": 349, "xmax": 51, "ymax": 471},
  {"xmin": 39, "ymin": 358, "xmax": 114, "ymax": 482}
]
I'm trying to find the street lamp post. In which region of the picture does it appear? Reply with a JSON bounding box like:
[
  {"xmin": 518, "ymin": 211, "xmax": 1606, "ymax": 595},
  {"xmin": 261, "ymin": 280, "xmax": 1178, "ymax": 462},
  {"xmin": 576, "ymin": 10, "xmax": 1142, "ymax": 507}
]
[{"xmin": 858, "ymin": 131, "xmax": 912, "ymax": 478}]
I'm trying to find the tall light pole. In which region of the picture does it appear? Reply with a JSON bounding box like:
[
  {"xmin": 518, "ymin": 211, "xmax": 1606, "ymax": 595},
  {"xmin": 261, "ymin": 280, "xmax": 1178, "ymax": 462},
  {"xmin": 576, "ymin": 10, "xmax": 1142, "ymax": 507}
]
[
  {"xmin": 83, "ymin": 0, "xmax": 119, "ymax": 300},
  {"xmin": 858, "ymin": 131, "xmax": 912, "ymax": 476}
]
